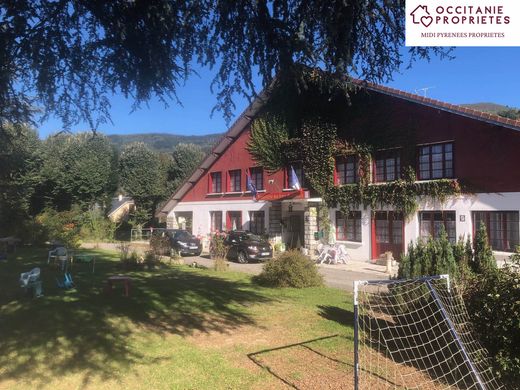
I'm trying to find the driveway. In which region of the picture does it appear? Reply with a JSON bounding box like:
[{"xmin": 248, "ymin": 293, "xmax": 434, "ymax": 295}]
[
  {"xmin": 183, "ymin": 255, "xmax": 396, "ymax": 292},
  {"xmin": 81, "ymin": 243, "xmax": 396, "ymax": 291}
]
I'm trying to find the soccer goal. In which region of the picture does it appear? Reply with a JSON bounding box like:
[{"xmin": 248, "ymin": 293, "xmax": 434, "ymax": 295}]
[{"xmin": 353, "ymin": 275, "xmax": 504, "ymax": 389}]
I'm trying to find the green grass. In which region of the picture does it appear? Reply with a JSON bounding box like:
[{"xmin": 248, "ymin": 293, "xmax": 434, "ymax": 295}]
[{"xmin": 0, "ymin": 247, "xmax": 355, "ymax": 389}]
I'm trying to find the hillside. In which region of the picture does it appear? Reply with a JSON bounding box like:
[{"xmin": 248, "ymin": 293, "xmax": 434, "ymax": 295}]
[
  {"xmin": 460, "ymin": 102, "xmax": 515, "ymax": 114},
  {"xmin": 107, "ymin": 132, "xmax": 222, "ymax": 153}
]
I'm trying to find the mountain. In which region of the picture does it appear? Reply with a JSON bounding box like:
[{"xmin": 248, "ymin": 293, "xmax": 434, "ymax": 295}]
[
  {"xmin": 107, "ymin": 132, "xmax": 223, "ymax": 153},
  {"xmin": 460, "ymin": 102, "xmax": 515, "ymax": 114}
]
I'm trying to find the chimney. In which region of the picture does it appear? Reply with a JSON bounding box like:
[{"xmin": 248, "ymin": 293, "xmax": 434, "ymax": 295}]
[{"xmin": 118, "ymin": 194, "xmax": 123, "ymax": 202}]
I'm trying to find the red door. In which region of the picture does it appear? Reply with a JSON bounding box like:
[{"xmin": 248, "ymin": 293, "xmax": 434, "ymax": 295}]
[{"xmin": 371, "ymin": 211, "xmax": 404, "ymax": 260}]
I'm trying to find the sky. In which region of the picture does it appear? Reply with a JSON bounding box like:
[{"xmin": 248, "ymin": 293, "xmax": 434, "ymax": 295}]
[{"xmin": 37, "ymin": 47, "xmax": 520, "ymax": 139}]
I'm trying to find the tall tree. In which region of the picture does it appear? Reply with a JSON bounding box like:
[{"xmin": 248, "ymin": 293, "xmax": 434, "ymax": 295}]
[
  {"xmin": 0, "ymin": 124, "xmax": 42, "ymax": 235},
  {"xmin": 118, "ymin": 142, "xmax": 165, "ymax": 219},
  {"xmin": 39, "ymin": 132, "xmax": 117, "ymax": 210},
  {"xmin": 0, "ymin": 1, "xmax": 448, "ymax": 133},
  {"xmin": 167, "ymin": 143, "xmax": 205, "ymax": 192}
]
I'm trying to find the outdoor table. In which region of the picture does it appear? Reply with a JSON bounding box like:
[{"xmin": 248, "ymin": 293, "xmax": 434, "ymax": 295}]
[
  {"xmin": 106, "ymin": 275, "xmax": 132, "ymax": 297},
  {"xmin": 73, "ymin": 254, "xmax": 96, "ymax": 273}
]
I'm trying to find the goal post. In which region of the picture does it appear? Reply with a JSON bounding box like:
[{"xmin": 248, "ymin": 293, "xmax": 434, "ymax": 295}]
[{"xmin": 353, "ymin": 275, "xmax": 503, "ymax": 390}]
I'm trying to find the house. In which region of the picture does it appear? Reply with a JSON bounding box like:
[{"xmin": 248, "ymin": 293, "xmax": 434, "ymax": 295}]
[
  {"xmin": 157, "ymin": 82, "xmax": 520, "ymax": 260},
  {"xmin": 108, "ymin": 194, "xmax": 135, "ymax": 222}
]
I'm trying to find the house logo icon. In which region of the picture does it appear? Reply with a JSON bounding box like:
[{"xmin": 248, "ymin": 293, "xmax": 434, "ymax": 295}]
[{"xmin": 410, "ymin": 5, "xmax": 433, "ymax": 28}]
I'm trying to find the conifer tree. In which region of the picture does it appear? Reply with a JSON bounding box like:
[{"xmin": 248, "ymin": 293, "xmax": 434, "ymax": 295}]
[{"xmin": 472, "ymin": 222, "xmax": 496, "ymax": 273}]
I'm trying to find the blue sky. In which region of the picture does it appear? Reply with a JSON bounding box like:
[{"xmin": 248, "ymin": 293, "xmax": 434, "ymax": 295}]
[{"xmin": 37, "ymin": 47, "xmax": 520, "ymax": 138}]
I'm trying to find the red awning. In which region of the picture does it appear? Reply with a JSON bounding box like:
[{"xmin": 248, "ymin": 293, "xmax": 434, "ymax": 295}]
[{"xmin": 257, "ymin": 190, "xmax": 306, "ymax": 201}]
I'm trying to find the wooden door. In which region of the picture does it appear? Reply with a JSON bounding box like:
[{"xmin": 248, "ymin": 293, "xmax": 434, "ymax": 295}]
[{"xmin": 371, "ymin": 211, "xmax": 404, "ymax": 260}]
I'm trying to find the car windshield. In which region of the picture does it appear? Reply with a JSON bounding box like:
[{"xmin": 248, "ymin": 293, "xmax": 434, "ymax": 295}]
[
  {"xmin": 174, "ymin": 231, "xmax": 192, "ymax": 240},
  {"xmin": 241, "ymin": 233, "xmax": 263, "ymax": 241}
]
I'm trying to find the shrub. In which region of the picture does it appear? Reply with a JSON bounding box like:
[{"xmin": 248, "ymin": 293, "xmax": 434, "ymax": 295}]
[
  {"xmin": 36, "ymin": 207, "xmax": 82, "ymax": 248},
  {"xmin": 213, "ymin": 257, "xmax": 228, "ymax": 272},
  {"xmin": 472, "ymin": 222, "xmax": 496, "ymax": 273},
  {"xmin": 464, "ymin": 253, "xmax": 520, "ymax": 387},
  {"xmin": 209, "ymin": 233, "xmax": 228, "ymax": 259},
  {"xmin": 150, "ymin": 233, "xmax": 171, "ymax": 256},
  {"xmin": 117, "ymin": 242, "xmax": 131, "ymax": 262},
  {"xmin": 398, "ymin": 228, "xmax": 457, "ymax": 279},
  {"xmin": 452, "ymin": 235, "xmax": 474, "ymax": 286},
  {"xmin": 254, "ymin": 250, "xmax": 323, "ymax": 288},
  {"xmin": 79, "ymin": 209, "xmax": 117, "ymax": 242},
  {"xmin": 144, "ymin": 250, "xmax": 161, "ymax": 269}
]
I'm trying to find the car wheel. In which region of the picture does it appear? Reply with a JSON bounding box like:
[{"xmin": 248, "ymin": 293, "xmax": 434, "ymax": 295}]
[
  {"xmin": 195, "ymin": 251, "xmax": 202, "ymax": 256},
  {"xmin": 237, "ymin": 251, "xmax": 248, "ymax": 264}
]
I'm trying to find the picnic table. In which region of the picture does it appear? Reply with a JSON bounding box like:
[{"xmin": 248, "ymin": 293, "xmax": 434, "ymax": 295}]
[{"xmin": 105, "ymin": 275, "xmax": 132, "ymax": 297}]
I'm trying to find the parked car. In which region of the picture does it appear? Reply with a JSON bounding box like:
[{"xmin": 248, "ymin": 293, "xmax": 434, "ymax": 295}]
[
  {"xmin": 224, "ymin": 231, "xmax": 273, "ymax": 263},
  {"xmin": 164, "ymin": 229, "xmax": 202, "ymax": 256}
]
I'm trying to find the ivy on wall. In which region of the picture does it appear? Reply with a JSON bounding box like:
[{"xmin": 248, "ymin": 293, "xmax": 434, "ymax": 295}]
[
  {"xmin": 324, "ymin": 171, "xmax": 461, "ymax": 219},
  {"xmin": 248, "ymin": 115, "xmax": 461, "ymax": 221}
]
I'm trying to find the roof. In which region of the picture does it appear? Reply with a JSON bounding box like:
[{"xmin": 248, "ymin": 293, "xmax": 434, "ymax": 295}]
[
  {"xmin": 157, "ymin": 79, "xmax": 520, "ymax": 217},
  {"xmin": 108, "ymin": 196, "xmax": 134, "ymax": 217},
  {"xmin": 156, "ymin": 89, "xmax": 270, "ymax": 217},
  {"xmin": 355, "ymin": 80, "xmax": 520, "ymax": 131}
]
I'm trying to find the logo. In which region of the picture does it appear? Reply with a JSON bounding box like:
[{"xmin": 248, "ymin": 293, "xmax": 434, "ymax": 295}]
[
  {"xmin": 406, "ymin": 0, "xmax": 520, "ymax": 46},
  {"xmin": 410, "ymin": 5, "xmax": 433, "ymax": 28}
]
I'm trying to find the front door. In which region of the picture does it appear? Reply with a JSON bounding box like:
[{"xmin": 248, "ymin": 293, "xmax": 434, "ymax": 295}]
[
  {"xmin": 372, "ymin": 211, "xmax": 404, "ymax": 260},
  {"xmin": 286, "ymin": 212, "xmax": 304, "ymax": 249}
]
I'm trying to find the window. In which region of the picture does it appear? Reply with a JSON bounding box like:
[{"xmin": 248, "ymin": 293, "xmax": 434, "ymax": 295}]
[
  {"xmin": 210, "ymin": 172, "xmax": 222, "ymax": 193},
  {"xmin": 249, "ymin": 167, "xmax": 264, "ymax": 190},
  {"xmin": 227, "ymin": 211, "xmax": 242, "ymax": 231},
  {"xmin": 336, "ymin": 156, "xmax": 358, "ymax": 185},
  {"xmin": 420, "ymin": 211, "xmax": 456, "ymax": 243},
  {"xmin": 336, "ymin": 211, "xmax": 362, "ymax": 242},
  {"xmin": 472, "ymin": 211, "xmax": 519, "ymax": 252},
  {"xmin": 210, "ymin": 211, "xmax": 223, "ymax": 232},
  {"xmin": 249, "ymin": 211, "xmax": 265, "ymax": 235},
  {"xmin": 418, "ymin": 142, "xmax": 453, "ymax": 180},
  {"xmin": 228, "ymin": 169, "xmax": 241, "ymax": 192},
  {"xmin": 287, "ymin": 162, "xmax": 304, "ymax": 189},
  {"xmin": 374, "ymin": 150, "xmax": 401, "ymax": 182}
]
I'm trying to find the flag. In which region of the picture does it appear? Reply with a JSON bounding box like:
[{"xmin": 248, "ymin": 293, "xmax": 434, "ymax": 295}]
[
  {"xmin": 289, "ymin": 165, "xmax": 301, "ymax": 190},
  {"xmin": 246, "ymin": 174, "xmax": 257, "ymax": 201}
]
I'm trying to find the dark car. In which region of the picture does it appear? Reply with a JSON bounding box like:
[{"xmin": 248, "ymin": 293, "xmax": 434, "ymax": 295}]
[
  {"xmin": 165, "ymin": 229, "xmax": 202, "ymax": 256},
  {"xmin": 224, "ymin": 231, "xmax": 273, "ymax": 263}
]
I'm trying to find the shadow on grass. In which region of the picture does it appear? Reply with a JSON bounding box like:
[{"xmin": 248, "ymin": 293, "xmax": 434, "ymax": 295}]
[
  {"xmin": 248, "ymin": 334, "xmax": 401, "ymax": 389},
  {"xmin": 247, "ymin": 335, "xmax": 342, "ymax": 389},
  {"xmin": 0, "ymin": 247, "xmax": 270, "ymax": 386},
  {"xmin": 317, "ymin": 305, "xmax": 355, "ymax": 327}
]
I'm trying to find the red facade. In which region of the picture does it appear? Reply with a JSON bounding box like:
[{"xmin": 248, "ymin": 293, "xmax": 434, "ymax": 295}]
[
  {"xmin": 181, "ymin": 130, "xmax": 306, "ymax": 202},
  {"xmin": 179, "ymin": 90, "xmax": 520, "ymax": 205}
]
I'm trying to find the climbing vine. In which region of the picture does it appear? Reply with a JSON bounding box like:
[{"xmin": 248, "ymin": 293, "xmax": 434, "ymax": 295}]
[
  {"xmin": 247, "ymin": 115, "xmax": 302, "ymax": 173},
  {"xmin": 324, "ymin": 169, "xmax": 461, "ymax": 219},
  {"xmin": 248, "ymin": 112, "xmax": 461, "ymax": 221}
]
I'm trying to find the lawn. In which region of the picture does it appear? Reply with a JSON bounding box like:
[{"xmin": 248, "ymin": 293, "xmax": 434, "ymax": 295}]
[{"xmin": 0, "ymin": 247, "xmax": 356, "ymax": 389}]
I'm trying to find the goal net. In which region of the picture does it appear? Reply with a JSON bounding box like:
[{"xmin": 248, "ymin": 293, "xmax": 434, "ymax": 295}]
[{"xmin": 353, "ymin": 275, "xmax": 503, "ymax": 389}]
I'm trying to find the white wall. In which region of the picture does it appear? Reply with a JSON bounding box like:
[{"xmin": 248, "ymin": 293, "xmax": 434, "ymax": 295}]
[
  {"xmin": 171, "ymin": 192, "xmax": 520, "ymax": 259},
  {"xmin": 329, "ymin": 192, "xmax": 520, "ymax": 260},
  {"xmin": 168, "ymin": 199, "xmax": 271, "ymax": 236}
]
